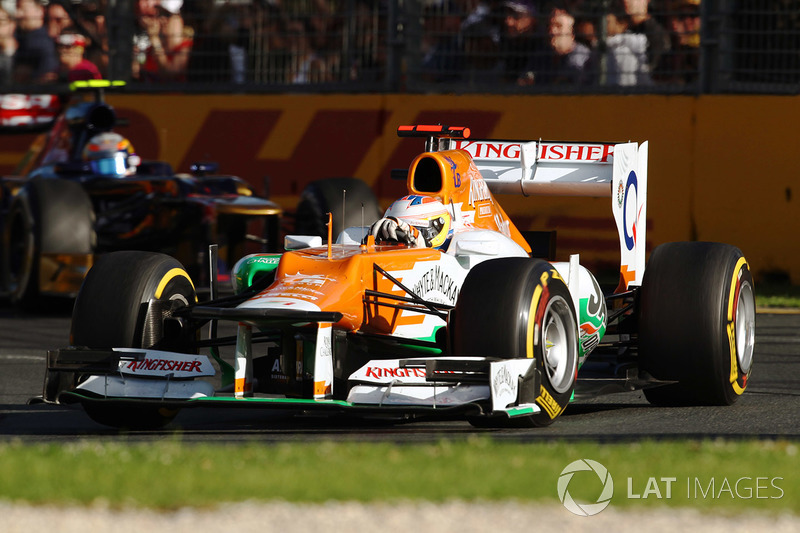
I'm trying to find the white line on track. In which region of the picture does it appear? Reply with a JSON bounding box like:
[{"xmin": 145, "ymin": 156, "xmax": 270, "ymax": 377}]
[{"xmin": 0, "ymin": 354, "xmax": 46, "ymax": 361}]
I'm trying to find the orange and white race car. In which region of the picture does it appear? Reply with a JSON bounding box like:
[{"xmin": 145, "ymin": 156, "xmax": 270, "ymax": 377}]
[{"xmin": 41, "ymin": 125, "xmax": 756, "ymax": 429}]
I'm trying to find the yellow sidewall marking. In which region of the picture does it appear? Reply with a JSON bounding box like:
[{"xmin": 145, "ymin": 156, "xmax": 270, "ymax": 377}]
[
  {"xmin": 527, "ymin": 269, "xmax": 566, "ymax": 420},
  {"xmin": 726, "ymin": 257, "xmax": 748, "ymax": 395},
  {"xmin": 155, "ymin": 268, "xmax": 196, "ymax": 300},
  {"xmin": 536, "ymin": 386, "xmax": 563, "ymax": 419},
  {"xmin": 727, "ymin": 257, "xmax": 747, "ymax": 321},
  {"xmin": 526, "ymin": 285, "xmax": 543, "ymax": 359},
  {"xmin": 526, "ymin": 270, "xmax": 551, "ymax": 359}
]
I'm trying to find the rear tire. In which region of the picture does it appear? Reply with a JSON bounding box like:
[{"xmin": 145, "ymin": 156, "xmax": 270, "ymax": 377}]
[
  {"xmin": 72, "ymin": 251, "xmax": 196, "ymax": 429},
  {"xmin": 295, "ymin": 177, "xmax": 382, "ymax": 240},
  {"xmin": 639, "ymin": 242, "xmax": 755, "ymax": 406},
  {"xmin": 3, "ymin": 178, "xmax": 94, "ymax": 309},
  {"xmin": 452, "ymin": 258, "xmax": 578, "ymax": 427}
]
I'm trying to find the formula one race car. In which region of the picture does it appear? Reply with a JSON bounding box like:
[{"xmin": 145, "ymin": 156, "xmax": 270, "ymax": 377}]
[
  {"xmin": 40, "ymin": 125, "xmax": 756, "ymax": 429},
  {"xmin": 0, "ymin": 82, "xmax": 281, "ymax": 307}
]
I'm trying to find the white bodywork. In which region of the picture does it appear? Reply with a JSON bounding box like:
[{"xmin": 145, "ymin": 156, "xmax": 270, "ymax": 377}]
[
  {"xmin": 346, "ymin": 357, "xmax": 540, "ymax": 415},
  {"xmin": 74, "ymin": 349, "xmax": 216, "ymax": 399},
  {"xmin": 440, "ymin": 138, "xmax": 649, "ymax": 289},
  {"xmin": 77, "ymin": 375, "xmax": 215, "ymax": 399}
]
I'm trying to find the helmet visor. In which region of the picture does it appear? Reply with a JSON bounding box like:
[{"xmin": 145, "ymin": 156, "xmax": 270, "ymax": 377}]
[
  {"xmin": 90, "ymin": 154, "xmax": 128, "ymax": 177},
  {"xmin": 410, "ymin": 215, "xmax": 449, "ymax": 247}
]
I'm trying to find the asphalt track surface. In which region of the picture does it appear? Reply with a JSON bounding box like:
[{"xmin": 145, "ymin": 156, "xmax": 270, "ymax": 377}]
[{"xmin": 0, "ymin": 303, "xmax": 798, "ymax": 443}]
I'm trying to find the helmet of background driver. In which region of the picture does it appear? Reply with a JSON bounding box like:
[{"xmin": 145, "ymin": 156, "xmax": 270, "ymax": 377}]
[
  {"xmin": 82, "ymin": 132, "xmax": 140, "ymax": 177},
  {"xmin": 384, "ymin": 194, "xmax": 453, "ymax": 249}
]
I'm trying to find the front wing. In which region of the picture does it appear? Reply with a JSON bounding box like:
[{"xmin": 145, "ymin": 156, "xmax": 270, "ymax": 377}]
[{"xmin": 43, "ymin": 348, "xmax": 543, "ymax": 422}]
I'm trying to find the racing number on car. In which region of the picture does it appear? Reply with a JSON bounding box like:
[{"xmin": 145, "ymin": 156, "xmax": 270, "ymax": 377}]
[{"xmin": 445, "ymin": 155, "xmax": 461, "ymax": 188}]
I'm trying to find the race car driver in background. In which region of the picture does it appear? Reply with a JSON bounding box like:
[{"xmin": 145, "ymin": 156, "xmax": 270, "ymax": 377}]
[
  {"xmin": 82, "ymin": 132, "xmax": 141, "ymax": 177},
  {"xmin": 370, "ymin": 194, "xmax": 455, "ymax": 250}
]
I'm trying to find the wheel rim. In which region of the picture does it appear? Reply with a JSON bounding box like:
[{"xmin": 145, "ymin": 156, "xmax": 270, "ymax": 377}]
[
  {"xmin": 736, "ymin": 280, "xmax": 756, "ymax": 374},
  {"xmin": 543, "ymin": 295, "xmax": 578, "ymax": 394}
]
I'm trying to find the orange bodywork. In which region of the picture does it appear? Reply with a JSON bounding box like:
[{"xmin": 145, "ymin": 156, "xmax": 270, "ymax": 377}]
[
  {"xmin": 250, "ymin": 244, "xmax": 443, "ymax": 333},
  {"xmin": 406, "ymin": 149, "xmax": 531, "ymax": 254},
  {"xmin": 248, "ymin": 147, "xmax": 531, "ymax": 336}
]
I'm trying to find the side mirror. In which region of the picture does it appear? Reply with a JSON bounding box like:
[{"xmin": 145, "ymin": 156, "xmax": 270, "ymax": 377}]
[
  {"xmin": 284, "ymin": 235, "xmax": 323, "ymax": 250},
  {"xmin": 190, "ymin": 161, "xmax": 219, "ymax": 177}
]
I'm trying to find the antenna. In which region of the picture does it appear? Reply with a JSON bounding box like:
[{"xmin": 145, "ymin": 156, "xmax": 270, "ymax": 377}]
[
  {"xmin": 342, "ymin": 189, "xmax": 346, "ymax": 245},
  {"xmin": 326, "ymin": 212, "xmax": 333, "ymax": 259}
]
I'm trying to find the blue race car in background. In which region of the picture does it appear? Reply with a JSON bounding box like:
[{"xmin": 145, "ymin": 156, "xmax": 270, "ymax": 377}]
[{"xmin": 0, "ymin": 81, "xmax": 282, "ymax": 308}]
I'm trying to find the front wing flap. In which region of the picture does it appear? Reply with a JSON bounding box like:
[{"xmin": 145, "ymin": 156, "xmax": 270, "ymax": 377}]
[
  {"xmin": 346, "ymin": 357, "xmax": 541, "ymax": 416},
  {"xmin": 43, "ymin": 347, "xmax": 215, "ymax": 403}
]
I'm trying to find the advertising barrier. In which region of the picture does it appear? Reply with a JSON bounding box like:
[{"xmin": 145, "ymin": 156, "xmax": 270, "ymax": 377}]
[{"xmin": 2, "ymin": 94, "xmax": 794, "ymax": 282}]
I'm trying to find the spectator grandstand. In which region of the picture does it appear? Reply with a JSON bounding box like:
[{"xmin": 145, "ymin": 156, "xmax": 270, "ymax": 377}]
[{"xmin": 0, "ymin": 0, "xmax": 797, "ymax": 94}]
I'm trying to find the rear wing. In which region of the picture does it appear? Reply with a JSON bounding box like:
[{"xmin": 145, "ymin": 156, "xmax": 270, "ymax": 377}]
[
  {"xmin": 450, "ymin": 138, "xmax": 647, "ymax": 289},
  {"xmin": 0, "ymin": 80, "xmax": 125, "ymax": 134},
  {"xmin": 0, "ymin": 94, "xmax": 62, "ymax": 132},
  {"xmin": 400, "ymin": 127, "xmax": 648, "ymax": 290},
  {"xmin": 439, "ymin": 138, "xmax": 644, "ymax": 198}
]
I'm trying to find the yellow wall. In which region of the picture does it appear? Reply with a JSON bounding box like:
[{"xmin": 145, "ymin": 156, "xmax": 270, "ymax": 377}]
[{"xmin": 4, "ymin": 94, "xmax": 794, "ymax": 281}]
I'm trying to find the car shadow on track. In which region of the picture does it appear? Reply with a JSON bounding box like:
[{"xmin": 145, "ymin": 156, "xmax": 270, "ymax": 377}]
[
  {"xmin": 0, "ymin": 297, "xmax": 75, "ymax": 318},
  {"xmin": 1, "ymin": 400, "xmax": 649, "ymax": 442}
]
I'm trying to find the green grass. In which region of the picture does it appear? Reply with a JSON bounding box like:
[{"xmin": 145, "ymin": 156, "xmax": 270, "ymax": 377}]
[
  {"xmin": 757, "ymin": 283, "xmax": 800, "ymax": 309},
  {"xmin": 0, "ymin": 438, "xmax": 796, "ymax": 514}
]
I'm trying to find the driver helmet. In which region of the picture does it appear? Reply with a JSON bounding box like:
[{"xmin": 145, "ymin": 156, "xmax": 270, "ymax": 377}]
[
  {"xmin": 384, "ymin": 194, "xmax": 453, "ymax": 249},
  {"xmin": 82, "ymin": 132, "xmax": 140, "ymax": 177}
]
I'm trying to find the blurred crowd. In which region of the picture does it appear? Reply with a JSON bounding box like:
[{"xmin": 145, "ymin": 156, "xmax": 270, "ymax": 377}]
[
  {"xmin": 0, "ymin": 0, "xmax": 105, "ymax": 85},
  {"xmin": 0, "ymin": 0, "xmax": 388, "ymax": 86},
  {"xmin": 0, "ymin": 0, "xmax": 702, "ymax": 88},
  {"xmin": 421, "ymin": 0, "xmax": 702, "ymax": 87}
]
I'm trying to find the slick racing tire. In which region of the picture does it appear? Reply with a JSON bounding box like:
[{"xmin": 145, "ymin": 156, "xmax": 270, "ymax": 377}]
[
  {"xmin": 295, "ymin": 177, "xmax": 382, "ymax": 240},
  {"xmin": 639, "ymin": 242, "xmax": 756, "ymax": 406},
  {"xmin": 72, "ymin": 251, "xmax": 197, "ymax": 429},
  {"xmin": 452, "ymin": 258, "xmax": 578, "ymax": 428},
  {"xmin": 2, "ymin": 178, "xmax": 94, "ymax": 309}
]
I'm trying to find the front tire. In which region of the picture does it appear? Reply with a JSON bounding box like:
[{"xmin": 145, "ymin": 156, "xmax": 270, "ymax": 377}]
[
  {"xmin": 72, "ymin": 251, "xmax": 197, "ymax": 429},
  {"xmin": 452, "ymin": 258, "xmax": 578, "ymax": 427},
  {"xmin": 639, "ymin": 242, "xmax": 756, "ymax": 406}
]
